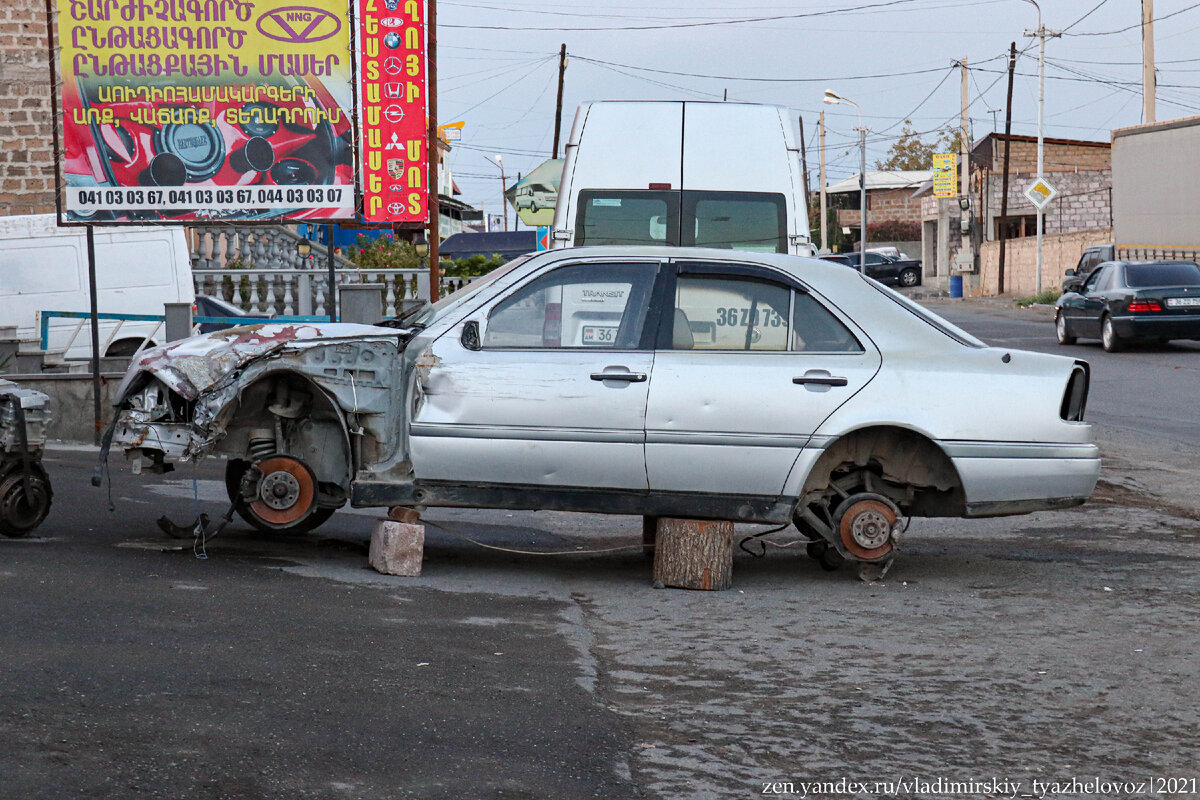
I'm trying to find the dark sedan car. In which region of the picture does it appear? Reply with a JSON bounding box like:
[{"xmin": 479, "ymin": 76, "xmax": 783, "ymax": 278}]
[
  {"xmin": 1054, "ymin": 260, "xmax": 1200, "ymax": 352},
  {"xmin": 820, "ymin": 252, "xmax": 922, "ymax": 287}
]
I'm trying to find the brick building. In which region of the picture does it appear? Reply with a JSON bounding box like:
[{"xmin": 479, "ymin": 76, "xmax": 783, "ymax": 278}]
[
  {"xmin": 825, "ymin": 169, "xmax": 931, "ymax": 235},
  {"xmin": 1, "ymin": 0, "xmax": 55, "ymax": 217},
  {"xmin": 919, "ymin": 134, "xmax": 1112, "ymax": 292},
  {"xmin": 971, "ymin": 133, "xmax": 1112, "ymax": 241}
]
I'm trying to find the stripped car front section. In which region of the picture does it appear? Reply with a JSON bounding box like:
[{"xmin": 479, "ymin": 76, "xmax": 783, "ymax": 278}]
[{"xmin": 107, "ymin": 322, "xmax": 415, "ymax": 532}]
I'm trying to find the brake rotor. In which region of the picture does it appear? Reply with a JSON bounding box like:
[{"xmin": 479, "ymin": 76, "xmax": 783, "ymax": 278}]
[
  {"xmin": 835, "ymin": 494, "xmax": 899, "ymax": 561},
  {"xmin": 248, "ymin": 456, "xmax": 317, "ymax": 527}
]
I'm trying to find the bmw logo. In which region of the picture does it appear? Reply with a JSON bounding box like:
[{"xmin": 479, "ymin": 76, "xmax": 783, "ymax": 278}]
[{"xmin": 383, "ymin": 31, "xmax": 401, "ymax": 49}]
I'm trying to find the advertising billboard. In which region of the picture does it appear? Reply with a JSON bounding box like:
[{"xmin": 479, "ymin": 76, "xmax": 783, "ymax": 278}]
[
  {"xmin": 358, "ymin": 0, "xmax": 427, "ymax": 223},
  {"xmin": 932, "ymin": 153, "xmax": 958, "ymax": 198},
  {"xmin": 55, "ymin": 0, "xmax": 356, "ymax": 223}
]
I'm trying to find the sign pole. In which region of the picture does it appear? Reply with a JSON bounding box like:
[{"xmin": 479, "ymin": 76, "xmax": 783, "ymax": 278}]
[
  {"xmin": 85, "ymin": 226, "xmax": 102, "ymax": 446},
  {"xmin": 326, "ymin": 224, "xmax": 337, "ymax": 322},
  {"xmin": 427, "ymin": 0, "xmax": 440, "ymax": 302}
]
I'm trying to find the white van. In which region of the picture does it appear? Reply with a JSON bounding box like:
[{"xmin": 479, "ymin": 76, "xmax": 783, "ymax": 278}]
[
  {"xmin": 551, "ymin": 101, "xmax": 814, "ymax": 256},
  {"xmin": 0, "ymin": 215, "xmax": 193, "ymax": 362}
]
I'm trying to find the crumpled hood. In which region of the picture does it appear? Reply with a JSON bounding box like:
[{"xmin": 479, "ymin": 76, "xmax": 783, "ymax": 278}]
[{"xmin": 116, "ymin": 322, "xmax": 405, "ymax": 401}]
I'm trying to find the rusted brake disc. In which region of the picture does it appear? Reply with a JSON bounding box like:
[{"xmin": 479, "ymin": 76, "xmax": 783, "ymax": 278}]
[
  {"xmin": 248, "ymin": 456, "xmax": 317, "ymax": 527},
  {"xmin": 835, "ymin": 493, "xmax": 900, "ymax": 561}
]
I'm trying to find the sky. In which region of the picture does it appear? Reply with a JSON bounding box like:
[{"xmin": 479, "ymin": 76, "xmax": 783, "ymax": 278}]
[{"xmin": 431, "ymin": 0, "xmax": 1200, "ymax": 221}]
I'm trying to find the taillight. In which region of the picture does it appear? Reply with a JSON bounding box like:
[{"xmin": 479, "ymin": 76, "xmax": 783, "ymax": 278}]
[
  {"xmin": 543, "ymin": 302, "xmax": 562, "ymax": 347},
  {"xmin": 1060, "ymin": 361, "xmax": 1090, "ymax": 422},
  {"xmin": 1128, "ymin": 299, "xmax": 1162, "ymax": 312}
]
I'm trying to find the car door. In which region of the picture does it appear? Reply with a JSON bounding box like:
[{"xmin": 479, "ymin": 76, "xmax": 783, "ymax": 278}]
[
  {"xmin": 409, "ymin": 259, "xmax": 662, "ymax": 490},
  {"xmin": 643, "ymin": 260, "xmax": 881, "ymax": 497},
  {"xmin": 860, "ymin": 252, "xmax": 892, "ymax": 281},
  {"xmin": 1072, "ymin": 263, "xmax": 1114, "ymax": 338}
]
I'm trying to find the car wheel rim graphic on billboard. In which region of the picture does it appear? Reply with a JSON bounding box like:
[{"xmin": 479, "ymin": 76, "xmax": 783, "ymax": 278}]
[{"xmin": 54, "ymin": 0, "xmax": 357, "ymax": 223}]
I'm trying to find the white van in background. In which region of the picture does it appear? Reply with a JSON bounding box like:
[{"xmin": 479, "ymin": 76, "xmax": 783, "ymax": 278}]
[
  {"xmin": 551, "ymin": 101, "xmax": 814, "ymax": 256},
  {"xmin": 0, "ymin": 215, "xmax": 193, "ymax": 363}
]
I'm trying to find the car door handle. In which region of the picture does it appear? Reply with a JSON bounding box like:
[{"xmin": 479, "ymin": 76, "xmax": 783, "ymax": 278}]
[
  {"xmin": 793, "ymin": 375, "xmax": 848, "ymax": 387},
  {"xmin": 591, "ymin": 371, "xmax": 647, "ymax": 383}
]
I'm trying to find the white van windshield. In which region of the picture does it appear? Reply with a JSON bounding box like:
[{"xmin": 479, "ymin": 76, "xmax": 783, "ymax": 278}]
[{"xmin": 575, "ymin": 189, "xmax": 786, "ymax": 253}]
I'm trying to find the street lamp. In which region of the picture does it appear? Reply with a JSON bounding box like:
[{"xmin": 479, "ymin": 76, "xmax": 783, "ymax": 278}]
[
  {"xmin": 824, "ymin": 90, "xmax": 867, "ymax": 276},
  {"xmin": 484, "ymin": 153, "xmax": 508, "ymax": 231}
]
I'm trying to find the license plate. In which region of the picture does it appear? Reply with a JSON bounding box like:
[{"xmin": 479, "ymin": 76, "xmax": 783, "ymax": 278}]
[
  {"xmin": 581, "ymin": 325, "xmax": 618, "ymax": 345},
  {"xmin": 1166, "ymin": 297, "xmax": 1200, "ymax": 308}
]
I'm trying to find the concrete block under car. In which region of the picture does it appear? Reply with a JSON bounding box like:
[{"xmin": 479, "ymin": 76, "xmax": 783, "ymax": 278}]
[{"xmin": 369, "ymin": 520, "xmax": 424, "ymax": 577}]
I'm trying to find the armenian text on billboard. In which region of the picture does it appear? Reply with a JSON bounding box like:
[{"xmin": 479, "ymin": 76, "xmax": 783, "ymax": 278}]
[
  {"xmin": 56, "ymin": 0, "xmax": 356, "ymax": 222},
  {"xmin": 358, "ymin": 0, "xmax": 427, "ymax": 223}
]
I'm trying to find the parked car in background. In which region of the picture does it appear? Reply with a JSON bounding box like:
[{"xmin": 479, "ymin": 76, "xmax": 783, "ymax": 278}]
[
  {"xmin": 1055, "ymin": 260, "xmax": 1200, "ymax": 352},
  {"xmin": 1062, "ymin": 243, "xmax": 1115, "ymax": 293},
  {"xmin": 192, "ymin": 295, "xmax": 268, "ymax": 334},
  {"xmin": 0, "ymin": 214, "xmax": 193, "ymax": 359},
  {"xmin": 820, "ymin": 251, "xmax": 922, "ymax": 287},
  {"xmin": 105, "ymin": 246, "xmax": 1097, "ymax": 572}
]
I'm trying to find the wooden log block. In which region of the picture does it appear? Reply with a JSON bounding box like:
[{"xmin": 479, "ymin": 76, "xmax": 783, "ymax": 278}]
[
  {"xmin": 651, "ymin": 518, "xmax": 734, "ymax": 591},
  {"xmin": 369, "ymin": 520, "xmax": 424, "ymax": 577}
]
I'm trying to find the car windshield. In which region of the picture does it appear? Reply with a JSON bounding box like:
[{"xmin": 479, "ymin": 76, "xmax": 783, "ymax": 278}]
[
  {"xmin": 411, "ymin": 255, "xmax": 533, "ymax": 328},
  {"xmin": 1124, "ymin": 262, "xmax": 1200, "ymax": 288}
]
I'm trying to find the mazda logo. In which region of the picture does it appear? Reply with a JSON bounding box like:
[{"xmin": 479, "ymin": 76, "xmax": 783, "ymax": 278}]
[{"xmin": 257, "ymin": 7, "xmax": 341, "ymax": 43}]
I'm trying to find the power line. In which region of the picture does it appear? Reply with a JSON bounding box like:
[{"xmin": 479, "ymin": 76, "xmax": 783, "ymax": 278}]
[
  {"xmin": 1062, "ymin": 0, "xmax": 1113, "ymax": 33},
  {"xmin": 1064, "ymin": 0, "xmax": 1200, "ymax": 36},
  {"xmin": 567, "ymin": 52, "xmax": 978, "ymax": 83},
  {"xmin": 442, "ymin": 0, "xmax": 940, "ymax": 31}
]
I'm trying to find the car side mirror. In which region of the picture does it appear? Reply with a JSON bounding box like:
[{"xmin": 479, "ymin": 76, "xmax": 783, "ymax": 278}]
[
  {"xmin": 1065, "ymin": 268, "xmax": 1076, "ymax": 277},
  {"xmin": 460, "ymin": 320, "xmax": 481, "ymax": 351}
]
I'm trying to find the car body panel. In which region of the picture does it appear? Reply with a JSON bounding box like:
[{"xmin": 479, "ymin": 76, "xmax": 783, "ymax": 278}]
[{"xmin": 106, "ymin": 246, "xmax": 1099, "ymax": 540}]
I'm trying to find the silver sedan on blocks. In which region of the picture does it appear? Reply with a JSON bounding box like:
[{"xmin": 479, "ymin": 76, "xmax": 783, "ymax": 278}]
[{"xmin": 103, "ymin": 247, "xmax": 1099, "ymax": 570}]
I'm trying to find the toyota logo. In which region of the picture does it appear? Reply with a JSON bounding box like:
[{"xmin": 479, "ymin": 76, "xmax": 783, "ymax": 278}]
[
  {"xmin": 388, "ymin": 202, "xmax": 405, "ymax": 214},
  {"xmin": 257, "ymin": 6, "xmax": 341, "ymax": 44}
]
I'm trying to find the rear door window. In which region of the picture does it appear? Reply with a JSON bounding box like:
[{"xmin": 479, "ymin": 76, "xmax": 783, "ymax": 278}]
[
  {"xmin": 681, "ymin": 191, "xmax": 787, "ymax": 253},
  {"xmin": 575, "ymin": 190, "xmax": 679, "ymax": 246}
]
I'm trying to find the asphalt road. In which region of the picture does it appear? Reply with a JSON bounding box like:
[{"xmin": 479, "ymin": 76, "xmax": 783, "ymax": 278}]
[
  {"xmin": 5, "ymin": 439, "xmax": 1200, "ymax": 798},
  {"xmin": 4, "ymin": 301, "xmax": 1200, "ymax": 798},
  {"xmin": 925, "ymin": 300, "xmax": 1200, "ymax": 446}
]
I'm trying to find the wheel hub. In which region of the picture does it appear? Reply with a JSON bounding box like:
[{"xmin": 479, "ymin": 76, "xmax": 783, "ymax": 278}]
[{"xmin": 260, "ymin": 470, "xmax": 302, "ymax": 510}]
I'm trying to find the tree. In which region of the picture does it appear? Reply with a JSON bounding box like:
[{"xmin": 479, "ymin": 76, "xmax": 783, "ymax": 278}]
[{"xmin": 876, "ymin": 121, "xmax": 967, "ymax": 171}]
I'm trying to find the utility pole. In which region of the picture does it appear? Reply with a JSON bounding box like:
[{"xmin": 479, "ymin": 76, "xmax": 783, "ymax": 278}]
[
  {"xmin": 998, "ymin": 42, "xmax": 1016, "ymax": 295},
  {"xmin": 798, "ymin": 115, "xmax": 811, "ymax": 240},
  {"xmin": 485, "ymin": 155, "xmax": 508, "ymax": 231},
  {"xmin": 427, "ymin": 0, "xmax": 440, "ymax": 301},
  {"xmin": 959, "ymin": 56, "xmax": 971, "ymax": 272},
  {"xmin": 818, "ymin": 111, "xmax": 827, "ymax": 254},
  {"xmin": 552, "ymin": 43, "xmax": 567, "ymax": 158},
  {"xmin": 1024, "ymin": 0, "xmax": 1060, "ymax": 294},
  {"xmin": 1142, "ymin": 0, "xmax": 1156, "ymax": 123}
]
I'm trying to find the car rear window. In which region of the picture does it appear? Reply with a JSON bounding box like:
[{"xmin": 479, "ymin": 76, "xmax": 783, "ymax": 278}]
[
  {"xmin": 1124, "ymin": 262, "xmax": 1200, "ymax": 288},
  {"xmin": 865, "ymin": 277, "xmax": 986, "ymax": 348}
]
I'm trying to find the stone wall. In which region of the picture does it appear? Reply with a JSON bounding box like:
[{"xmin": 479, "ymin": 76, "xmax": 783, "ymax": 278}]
[
  {"xmin": 0, "ymin": 0, "xmax": 56, "ymax": 217},
  {"xmin": 977, "ymin": 228, "xmax": 1113, "ymax": 297}
]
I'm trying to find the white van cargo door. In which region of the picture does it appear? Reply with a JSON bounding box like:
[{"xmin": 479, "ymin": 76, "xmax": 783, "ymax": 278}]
[{"xmin": 559, "ymin": 102, "xmax": 683, "ymax": 236}]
